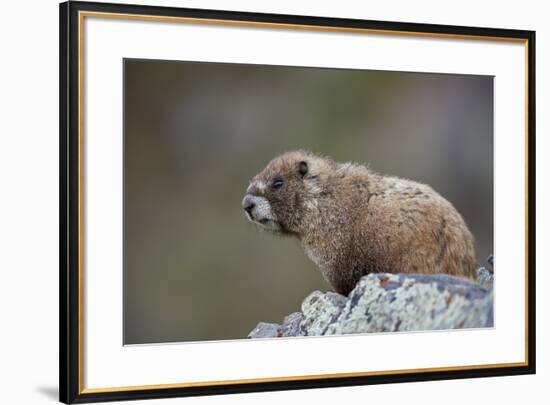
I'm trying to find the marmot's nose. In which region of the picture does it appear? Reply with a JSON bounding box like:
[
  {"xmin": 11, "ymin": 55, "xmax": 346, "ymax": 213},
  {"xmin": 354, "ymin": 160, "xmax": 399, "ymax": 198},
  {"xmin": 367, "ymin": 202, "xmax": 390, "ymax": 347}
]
[{"xmin": 242, "ymin": 195, "xmax": 256, "ymax": 215}]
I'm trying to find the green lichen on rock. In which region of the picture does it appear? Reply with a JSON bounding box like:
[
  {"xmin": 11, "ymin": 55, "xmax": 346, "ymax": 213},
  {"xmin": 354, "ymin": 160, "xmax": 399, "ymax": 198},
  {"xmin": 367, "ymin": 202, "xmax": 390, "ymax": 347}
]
[{"xmin": 248, "ymin": 270, "xmax": 493, "ymax": 339}]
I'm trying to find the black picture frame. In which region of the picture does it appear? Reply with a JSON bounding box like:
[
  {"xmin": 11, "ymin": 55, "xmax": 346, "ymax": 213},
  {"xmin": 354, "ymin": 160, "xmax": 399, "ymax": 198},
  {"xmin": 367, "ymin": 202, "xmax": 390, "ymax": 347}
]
[{"xmin": 60, "ymin": 1, "xmax": 536, "ymax": 403}]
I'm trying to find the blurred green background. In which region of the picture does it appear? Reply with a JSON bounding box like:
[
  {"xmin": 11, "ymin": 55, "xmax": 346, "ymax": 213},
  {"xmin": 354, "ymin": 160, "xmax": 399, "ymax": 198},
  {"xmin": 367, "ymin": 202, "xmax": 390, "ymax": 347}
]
[{"xmin": 123, "ymin": 59, "xmax": 493, "ymax": 344}]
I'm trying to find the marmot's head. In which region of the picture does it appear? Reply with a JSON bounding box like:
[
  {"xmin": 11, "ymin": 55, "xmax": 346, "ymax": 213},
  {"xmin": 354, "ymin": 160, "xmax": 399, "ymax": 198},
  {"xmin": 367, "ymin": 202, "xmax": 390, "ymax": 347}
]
[{"xmin": 242, "ymin": 151, "xmax": 332, "ymax": 235}]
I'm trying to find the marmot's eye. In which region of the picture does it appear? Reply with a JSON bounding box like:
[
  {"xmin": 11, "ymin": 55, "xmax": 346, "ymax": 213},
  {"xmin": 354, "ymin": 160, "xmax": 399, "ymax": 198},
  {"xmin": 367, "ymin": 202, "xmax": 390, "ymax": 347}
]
[{"xmin": 272, "ymin": 178, "xmax": 284, "ymax": 190}]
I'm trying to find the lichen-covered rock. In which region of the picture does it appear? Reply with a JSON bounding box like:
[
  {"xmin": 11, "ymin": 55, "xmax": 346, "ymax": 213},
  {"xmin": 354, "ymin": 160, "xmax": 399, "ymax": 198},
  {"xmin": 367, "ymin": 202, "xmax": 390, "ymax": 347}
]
[
  {"xmin": 326, "ymin": 273, "xmax": 493, "ymax": 335},
  {"xmin": 300, "ymin": 291, "xmax": 347, "ymax": 336},
  {"xmin": 249, "ymin": 271, "xmax": 493, "ymax": 339}
]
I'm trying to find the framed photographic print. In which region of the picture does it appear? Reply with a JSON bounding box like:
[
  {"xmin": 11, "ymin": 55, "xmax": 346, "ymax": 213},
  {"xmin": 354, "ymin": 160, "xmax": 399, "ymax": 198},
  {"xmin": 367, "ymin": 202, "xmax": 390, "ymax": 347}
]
[{"xmin": 60, "ymin": 1, "xmax": 536, "ymax": 403}]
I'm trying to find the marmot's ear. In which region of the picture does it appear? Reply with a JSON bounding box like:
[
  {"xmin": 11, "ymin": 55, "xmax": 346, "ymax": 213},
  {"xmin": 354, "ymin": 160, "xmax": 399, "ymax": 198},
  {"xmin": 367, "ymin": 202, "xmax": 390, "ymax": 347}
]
[{"xmin": 298, "ymin": 161, "xmax": 308, "ymax": 178}]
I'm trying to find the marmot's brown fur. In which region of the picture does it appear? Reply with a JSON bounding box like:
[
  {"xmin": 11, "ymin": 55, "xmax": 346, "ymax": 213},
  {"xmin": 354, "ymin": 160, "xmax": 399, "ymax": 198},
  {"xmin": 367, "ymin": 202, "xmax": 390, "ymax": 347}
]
[{"xmin": 242, "ymin": 151, "xmax": 476, "ymax": 295}]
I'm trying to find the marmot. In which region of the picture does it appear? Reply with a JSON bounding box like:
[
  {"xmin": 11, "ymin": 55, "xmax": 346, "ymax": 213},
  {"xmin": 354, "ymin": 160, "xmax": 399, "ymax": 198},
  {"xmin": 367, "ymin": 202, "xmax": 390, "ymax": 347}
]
[{"xmin": 242, "ymin": 151, "xmax": 476, "ymax": 296}]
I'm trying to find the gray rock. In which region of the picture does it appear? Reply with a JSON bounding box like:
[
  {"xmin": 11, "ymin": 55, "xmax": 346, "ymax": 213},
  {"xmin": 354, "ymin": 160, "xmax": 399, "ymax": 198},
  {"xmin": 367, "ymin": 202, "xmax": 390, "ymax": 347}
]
[
  {"xmin": 248, "ymin": 269, "xmax": 493, "ymax": 338},
  {"xmin": 248, "ymin": 322, "xmax": 281, "ymax": 338},
  {"xmin": 476, "ymin": 255, "xmax": 494, "ymax": 286},
  {"xmin": 476, "ymin": 267, "xmax": 494, "ymax": 286},
  {"xmin": 281, "ymin": 312, "xmax": 304, "ymax": 337}
]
